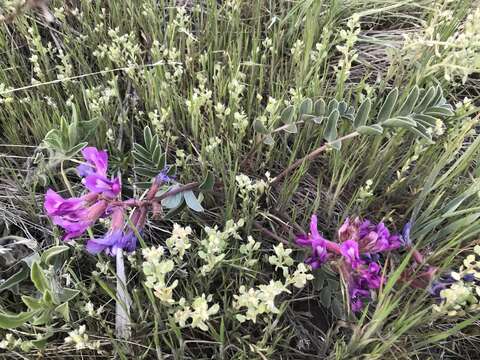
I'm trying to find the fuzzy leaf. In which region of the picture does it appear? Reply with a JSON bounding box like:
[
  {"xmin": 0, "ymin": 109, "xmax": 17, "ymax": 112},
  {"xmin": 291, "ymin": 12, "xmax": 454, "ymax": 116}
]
[
  {"xmin": 22, "ymin": 295, "xmax": 44, "ymax": 310},
  {"xmin": 143, "ymin": 126, "xmax": 153, "ymax": 148},
  {"xmin": 354, "ymin": 98, "xmax": 371, "ymax": 128},
  {"xmin": 31, "ymin": 262, "xmax": 49, "ymax": 294},
  {"xmin": 382, "ymin": 117, "xmax": 416, "ymax": 128},
  {"xmin": 184, "ymin": 191, "xmax": 204, "ymax": 212},
  {"xmin": 377, "ymin": 88, "xmax": 398, "ymax": 122},
  {"xmin": 324, "ymin": 109, "xmax": 339, "ymax": 142},
  {"xmin": 283, "ymin": 123, "xmax": 298, "ymax": 133},
  {"xmin": 299, "ymin": 98, "xmax": 313, "ymax": 115},
  {"xmin": 314, "ymin": 99, "xmax": 326, "ymax": 116},
  {"xmin": 253, "ymin": 119, "xmax": 269, "ymax": 134},
  {"xmin": 327, "ymin": 99, "xmax": 338, "ymax": 115},
  {"xmin": 415, "ymin": 87, "xmax": 436, "ymax": 113},
  {"xmin": 40, "ymin": 245, "xmax": 69, "ymax": 265},
  {"xmin": 161, "ymin": 188, "xmax": 184, "ymax": 209},
  {"xmin": 263, "ymin": 134, "xmax": 274, "ymax": 146},
  {"xmin": 0, "ymin": 311, "xmax": 34, "ymax": 329},
  {"xmin": 425, "ymin": 106, "xmax": 454, "ymax": 117},
  {"xmin": 0, "ymin": 265, "xmax": 29, "ymax": 293},
  {"xmin": 356, "ymin": 124, "xmax": 383, "ymax": 135},
  {"xmin": 399, "ymin": 86, "xmax": 419, "ymax": 116},
  {"xmin": 280, "ymin": 105, "xmax": 295, "ymax": 124}
]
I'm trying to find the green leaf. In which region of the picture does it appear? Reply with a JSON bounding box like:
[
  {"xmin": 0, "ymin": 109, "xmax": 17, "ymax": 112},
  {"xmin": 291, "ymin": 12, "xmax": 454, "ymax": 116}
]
[
  {"xmin": 31, "ymin": 262, "xmax": 49, "ymax": 294},
  {"xmin": 184, "ymin": 190, "xmax": 204, "ymax": 212},
  {"xmin": 263, "ymin": 134, "xmax": 274, "ymax": 146},
  {"xmin": 253, "ymin": 119, "xmax": 268, "ymax": 134},
  {"xmin": 330, "ymin": 140, "xmax": 342, "ymax": 150},
  {"xmin": 0, "ymin": 265, "xmax": 29, "ymax": 293},
  {"xmin": 161, "ymin": 188, "xmax": 184, "ymax": 209},
  {"xmin": 414, "ymin": 114, "xmax": 437, "ymax": 126},
  {"xmin": 338, "ymin": 101, "xmax": 347, "ymax": 115},
  {"xmin": 382, "ymin": 117, "xmax": 416, "ymax": 128},
  {"xmin": 407, "ymin": 126, "xmax": 434, "ymax": 143},
  {"xmin": 356, "ymin": 124, "xmax": 383, "ymax": 135},
  {"xmin": 399, "ymin": 86, "xmax": 419, "ymax": 116},
  {"xmin": 55, "ymin": 302, "xmax": 70, "ymax": 322},
  {"xmin": 377, "ymin": 88, "xmax": 398, "ymax": 122},
  {"xmin": 135, "ymin": 167, "xmax": 160, "ymax": 178},
  {"xmin": 327, "ymin": 99, "xmax": 338, "ymax": 115},
  {"xmin": 425, "ymin": 106, "xmax": 454, "ymax": 117},
  {"xmin": 354, "ymin": 98, "xmax": 371, "ymax": 128},
  {"xmin": 22, "ymin": 295, "xmax": 44, "ymax": 310},
  {"xmin": 0, "ymin": 311, "xmax": 34, "ymax": 329},
  {"xmin": 324, "ymin": 109, "xmax": 339, "ymax": 142},
  {"xmin": 143, "ymin": 126, "xmax": 153, "ymax": 148},
  {"xmin": 299, "ymin": 98, "xmax": 313, "ymax": 115},
  {"xmin": 415, "ymin": 86, "xmax": 436, "ymax": 113},
  {"xmin": 280, "ymin": 105, "xmax": 295, "ymax": 124},
  {"xmin": 40, "ymin": 245, "xmax": 69, "ymax": 265},
  {"xmin": 65, "ymin": 142, "xmax": 87, "ymax": 158},
  {"xmin": 314, "ymin": 99, "xmax": 326, "ymax": 116},
  {"xmin": 283, "ymin": 123, "xmax": 298, "ymax": 133},
  {"xmin": 200, "ymin": 172, "xmax": 215, "ymax": 191},
  {"xmin": 312, "ymin": 116, "xmax": 324, "ymax": 124},
  {"xmin": 57, "ymin": 288, "xmax": 80, "ymax": 303}
]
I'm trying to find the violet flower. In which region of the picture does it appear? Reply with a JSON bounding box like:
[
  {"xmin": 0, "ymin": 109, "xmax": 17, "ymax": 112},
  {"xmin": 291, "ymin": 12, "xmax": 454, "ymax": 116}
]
[
  {"xmin": 340, "ymin": 240, "xmax": 361, "ymax": 269},
  {"xmin": 44, "ymin": 189, "xmax": 107, "ymax": 240},
  {"xmin": 296, "ymin": 215, "xmax": 329, "ymax": 269},
  {"xmin": 344, "ymin": 261, "xmax": 383, "ymax": 312},
  {"xmin": 77, "ymin": 147, "xmax": 121, "ymax": 198}
]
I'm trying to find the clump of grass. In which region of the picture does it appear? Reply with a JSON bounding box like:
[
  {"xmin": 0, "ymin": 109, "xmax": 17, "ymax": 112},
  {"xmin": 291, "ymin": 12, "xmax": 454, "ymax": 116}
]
[{"xmin": 1, "ymin": 0, "xmax": 480, "ymax": 358}]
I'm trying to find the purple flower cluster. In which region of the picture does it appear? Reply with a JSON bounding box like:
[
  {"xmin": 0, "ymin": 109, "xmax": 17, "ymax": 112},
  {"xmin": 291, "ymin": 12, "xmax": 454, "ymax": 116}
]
[
  {"xmin": 44, "ymin": 147, "xmax": 148, "ymax": 256},
  {"xmin": 296, "ymin": 215, "xmax": 404, "ymax": 312}
]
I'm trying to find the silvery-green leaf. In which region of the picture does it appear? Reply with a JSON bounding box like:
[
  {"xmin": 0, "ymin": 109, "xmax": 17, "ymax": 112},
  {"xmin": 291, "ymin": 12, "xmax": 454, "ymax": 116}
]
[
  {"xmin": 280, "ymin": 105, "xmax": 295, "ymax": 124},
  {"xmin": 324, "ymin": 109, "xmax": 339, "ymax": 142},
  {"xmin": 253, "ymin": 119, "xmax": 269, "ymax": 134},
  {"xmin": 356, "ymin": 124, "xmax": 383, "ymax": 135},
  {"xmin": 161, "ymin": 188, "xmax": 183, "ymax": 209},
  {"xmin": 398, "ymin": 86, "xmax": 419, "ymax": 116},
  {"xmin": 354, "ymin": 98, "xmax": 371, "ymax": 128},
  {"xmin": 299, "ymin": 98, "xmax": 313, "ymax": 115},
  {"xmin": 377, "ymin": 88, "xmax": 398, "ymax": 122},
  {"xmin": 415, "ymin": 86, "xmax": 436, "ymax": 113},
  {"xmin": 184, "ymin": 191, "xmax": 204, "ymax": 212},
  {"xmin": 263, "ymin": 134, "xmax": 274, "ymax": 146},
  {"xmin": 314, "ymin": 99, "xmax": 326, "ymax": 116},
  {"xmin": 382, "ymin": 117, "xmax": 416, "ymax": 128},
  {"xmin": 284, "ymin": 123, "xmax": 298, "ymax": 133}
]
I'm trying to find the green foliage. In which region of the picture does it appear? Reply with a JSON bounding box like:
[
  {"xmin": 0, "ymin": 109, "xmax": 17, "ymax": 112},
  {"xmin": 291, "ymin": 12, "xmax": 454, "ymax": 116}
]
[{"xmin": 0, "ymin": 0, "xmax": 479, "ymax": 358}]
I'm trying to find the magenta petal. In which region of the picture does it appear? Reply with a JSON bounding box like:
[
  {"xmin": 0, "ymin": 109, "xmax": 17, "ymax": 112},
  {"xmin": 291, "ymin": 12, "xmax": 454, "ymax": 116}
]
[
  {"xmin": 81, "ymin": 147, "xmax": 108, "ymax": 177},
  {"xmin": 44, "ymin": 189, "xmax": 84, "ymax": 216},
  {"xmin": 84, "ymin": 174, "xmax": 121, "ymax": 198},
  {"xmin": 340, "ymin": 240, "xmax": 361, "ymax": 269}
]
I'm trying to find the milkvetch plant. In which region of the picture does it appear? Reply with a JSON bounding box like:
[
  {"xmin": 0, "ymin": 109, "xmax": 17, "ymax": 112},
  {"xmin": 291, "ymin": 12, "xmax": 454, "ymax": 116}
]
[{"xmin": 43, "ymin": 145, "xmax": 209, "ymax": 339}]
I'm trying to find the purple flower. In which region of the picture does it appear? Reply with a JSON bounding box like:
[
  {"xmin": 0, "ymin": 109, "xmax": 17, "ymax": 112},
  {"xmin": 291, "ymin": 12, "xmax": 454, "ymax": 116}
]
[
  {"xmin": 401, "ymin": 221, "xmax": 412, "ymax": 247},
  {"xmin": 357, "ymin": 220, "xmax": 401, "ymax": 253},
  {"xmin": 84, "ymin": 174, "xmax": 121, "ymax": 198},
  {"xmin": 44, "ymin": 189, "xmax": 85, "ymax": 217},
  {"xmin": 296, "ymin": 215, "xmax": 329, "ymax": 269},
  {"xmin": 85, "ymin": 207, "xmax": 142, "ymax": 257},
  {"xmin": 345, "ymin": 261, "xmax": 383, "ymax": 312},
  {"xmin": 77, "ymin": 147, "xmax": 121, "ymax": 198},
  {"xmin": 77, "ymin": 147, "xmax": 108, "ymax": 177},
  {"xmin": 340, "ymin": 240, "xmax": 361, "ymax": 269},
  {"xmin": 45, "ymin": 194, "xmax": 108, "ymax": 241},
  {"xmin": 338, "ymin": 217, "xmax": 362, "ymax": 242}
]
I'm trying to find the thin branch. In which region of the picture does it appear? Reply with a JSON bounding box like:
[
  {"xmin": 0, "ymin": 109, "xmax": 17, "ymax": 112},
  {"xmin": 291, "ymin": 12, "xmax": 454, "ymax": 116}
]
[{"xmin": 271, "ymin": 131, "xmax": 359, "ymax": 185}]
